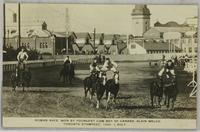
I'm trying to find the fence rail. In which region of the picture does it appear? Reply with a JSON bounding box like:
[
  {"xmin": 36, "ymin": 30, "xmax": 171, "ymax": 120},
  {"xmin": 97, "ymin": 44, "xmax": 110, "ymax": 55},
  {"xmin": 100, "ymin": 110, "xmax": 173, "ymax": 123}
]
[{"xmin": 3, "ymin": 53, "xmax": 196, "ymax": 72}]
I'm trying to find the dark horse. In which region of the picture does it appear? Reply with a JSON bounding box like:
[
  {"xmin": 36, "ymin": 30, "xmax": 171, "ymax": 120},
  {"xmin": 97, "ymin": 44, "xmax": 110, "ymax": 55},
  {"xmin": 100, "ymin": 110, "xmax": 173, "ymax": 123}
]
[
  {"xmin": 150, "ymin": 77, "xmax": 163, "ymax": 108},
  {"xmin": 83, "ymin": 70, "xmax": 99, "ymax": 100},
  {"xmin": 83, "ymin": 71, "xmax": 107, "ymax": 109},
  {"xmin": 11, "ymin": 63, "xmax": 31, "ymax": 91},
  {"xmin": 163, "ymin": 74, "xmax": 178, "ymax": 110},
  {"xmin": 59, "ymin": 62, "xmax": 75, "ymax": 84},
  {"xmin": 105, "ymin": 71, "xmax": 120, "ymax": 109},
  {"xmin": 95, "ymin": 71, "xmax": 107, "ymax": 109}
]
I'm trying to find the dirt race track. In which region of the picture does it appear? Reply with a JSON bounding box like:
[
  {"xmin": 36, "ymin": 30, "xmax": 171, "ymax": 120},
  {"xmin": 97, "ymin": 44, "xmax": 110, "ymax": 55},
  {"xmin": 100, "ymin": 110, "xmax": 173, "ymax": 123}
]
[{"xmin": 2, "ymin": 62, "xmax": 196, "ymax": 119}]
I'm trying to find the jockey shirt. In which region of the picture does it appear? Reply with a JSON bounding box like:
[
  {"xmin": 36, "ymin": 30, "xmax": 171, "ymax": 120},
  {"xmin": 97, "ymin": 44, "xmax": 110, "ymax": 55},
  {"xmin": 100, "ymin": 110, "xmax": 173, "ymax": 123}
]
[
  {"xmin": 165, "ymin": 62, "xmax": 174, "ymax": 70},
  {"xmin": 64, "ymin": 57, "xmax": 72, "ymax": 64},
  {"xmin": 103, "ymin": 61, "xmax": 118, "ymax": 69},
  {"xmin": 17, "ymin": 51, "xmax": 28, "ymax": 62}
]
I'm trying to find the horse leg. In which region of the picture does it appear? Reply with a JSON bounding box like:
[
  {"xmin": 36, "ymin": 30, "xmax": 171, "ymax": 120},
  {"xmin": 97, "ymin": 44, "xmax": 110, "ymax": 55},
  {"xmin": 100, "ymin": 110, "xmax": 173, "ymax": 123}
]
[
  {"xmin": 151, "ymin": 95, "xmax": 154, "ymax": 108},
  {"xmin": 84, "ymin": 85, "xmax": 87, "ymax": 98},
  {"xmin": 106, "ymin": 92, "xmax": 111, "ymax": 110},
  {"xmin": 69, "ymin": 75, "xmax": 72, "ymax": 84},
  {"xmin": 113, "ymin": 93, "xmax": 117, "ymax": 104},
  {"xmin": 158, "ymin": 97, "xmax": 162, "ymax": 108},
  {"xmin": 12, "ymin": 84, "xmax": 16, "ymax": 92},
  {"xmin": 171, "ymin": 98, "xmax": 175, "ymax": 111},
  {"xmin": 89, "ymin": 89, "xmax": 92, "ymax": 100},
  {"xmin": 167, "ymin": 97, "xmax": 170, "ymax": 109},
  {"xmin": 96, "ymin": 98, "xmax": 100, "ymax": 109},
  {"xmin": 22, "ymin": 82, "xmax": 25, "ymax": 92},
  {"xmin": 164, "ymin": 94, "xmax": 167, "ymax": 105}
]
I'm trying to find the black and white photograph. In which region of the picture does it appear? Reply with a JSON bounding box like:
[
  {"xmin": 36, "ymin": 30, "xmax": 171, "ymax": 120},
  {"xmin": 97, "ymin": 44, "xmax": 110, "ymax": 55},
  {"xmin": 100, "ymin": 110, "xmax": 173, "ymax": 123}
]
[{"xmin": 2, "ymin": 3, "xmax": 198, "ymax": 129}]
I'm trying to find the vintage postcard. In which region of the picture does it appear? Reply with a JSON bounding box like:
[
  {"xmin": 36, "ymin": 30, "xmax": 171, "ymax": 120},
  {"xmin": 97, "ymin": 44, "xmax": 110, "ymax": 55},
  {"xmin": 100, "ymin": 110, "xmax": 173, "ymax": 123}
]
[{"xmin": 2, "ymin": 3, "xmax": 198, "ymax": 129}]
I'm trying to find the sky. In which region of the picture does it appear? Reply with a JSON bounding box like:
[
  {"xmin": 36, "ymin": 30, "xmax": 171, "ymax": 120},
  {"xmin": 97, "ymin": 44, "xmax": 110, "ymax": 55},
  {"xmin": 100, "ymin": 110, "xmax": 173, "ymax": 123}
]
[{"xmin": 5, "ymin": 3, "xmax": 198, "ymax": 34}]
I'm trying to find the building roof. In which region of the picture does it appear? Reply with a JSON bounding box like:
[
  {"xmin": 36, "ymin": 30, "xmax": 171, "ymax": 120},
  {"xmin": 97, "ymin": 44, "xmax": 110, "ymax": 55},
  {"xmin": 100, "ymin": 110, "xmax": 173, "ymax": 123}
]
[
  {"xmin": 97, "ymin": 44, "xmax": 105, "ymax": 51},
  {"xmin": 82, "ymin": 44, "xmax": 94, "ymax": 51},
  {"xmin": 53, "ymin": 32, "xmax": 66, "ymax": 37},
  {"xmin": 144, "ymin": 26, "xmax": 191, "ymax": 39},
  {"xmin": 154, "ymin": 21, "xmax": 189, "ymax": 27},
  {"xmin": 75, "ymin": 32, "xmax": 91, "ymax": 39},
  {"xmin": 136, "ymin": 40, "xmax": 181, "ymax": 51},
  {"xmin": 9, "ymin": 29, "xmax": 52, "ymax": 38},
  {"xmin": 153, "ymin": 27, "xmax": 191, "ymax": 33},
  {"xmin": 72, "ymin": 43, "xmax": 80, "ymax": 51},
  {"xmin": 143, "ymin": 28, "xmax": 162, "ymax": 39},
  {"xmin": 76, "ymin": 43, "xmax": 85, "ymax": 48},
  {"xmin": 131, "ymin": 5, "xmax": 151, "ymax": 16}
]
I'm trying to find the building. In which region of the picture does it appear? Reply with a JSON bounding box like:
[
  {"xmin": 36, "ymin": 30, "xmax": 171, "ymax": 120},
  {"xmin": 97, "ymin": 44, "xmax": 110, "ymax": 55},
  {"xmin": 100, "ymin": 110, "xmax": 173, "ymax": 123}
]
[
  {"xmin": 131, "ymin": 5, "xmax": 151, "ymax": 37},
  {"xmin": 128, "ymin": 39, "xmax": 181, "ymax": 54},
  {"xmin": 144, "ymin": 21, "xmax": 191, "ymax": 49},
  {"xmin": 182, "ymin": 32, "xmax": 198, "ymax": 54}
]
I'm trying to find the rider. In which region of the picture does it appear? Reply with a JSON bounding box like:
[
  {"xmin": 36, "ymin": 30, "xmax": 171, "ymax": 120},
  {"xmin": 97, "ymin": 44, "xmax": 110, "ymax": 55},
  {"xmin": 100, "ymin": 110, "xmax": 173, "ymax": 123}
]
[
  {"xmin": 17, "ymin": 46, "xmax": 29, "ymax": 70},
  {"xmin": 89, "ymin": 58, "xmax": 100, "ymax": 74},
  {"xmin": 158, "ymin": 59, "xmax": 175, "ymax": 79},
  {"xmin": 101, "ymin": 58, "xmax": 118, "ymax": 73},
  {"xmin": 64, "ymin": 56, "xmax": 72, "ymax": 65}
]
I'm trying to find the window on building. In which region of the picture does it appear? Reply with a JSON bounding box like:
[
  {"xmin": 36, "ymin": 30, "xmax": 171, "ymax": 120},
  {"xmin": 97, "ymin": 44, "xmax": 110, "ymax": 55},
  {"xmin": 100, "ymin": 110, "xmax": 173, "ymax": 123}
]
[
  {"xmin": 160, "ymin": 33, "xmax": 164, "ymax": 38},
  {"xmin": 194, "ymin": 38, "xmax": 198, "ymax": 43},
  {"xmin": 43, "ymin": 43, "xmax": 45, "ymax": 48},
  {"xmin": 189, "ymin": 47, "xmax": 192, "ymax": 53},
  {"xmin": 45, "ymin": 42, "xmax": 48, "ymax": 48},
  {"xmin": 40, "ymin": 43, "xmax": 42, "ymax": 48},
  {"xmin": 184, "ymin": 48, "xmax": 186, "ymax": 52},
  {"xmin": 131, "ymin": 44, "xmax": 136, "ymax": 49},
  {"xmin": 136, "ymin": 22, "xmax": 139, "ymax": 24},
  {"xmin": 195, "ymin": 47, "xmax": 198, "ymax": 52},
  {"xmin": 13, "ymin": 13, "xmax": 17, "ymax": 23}
]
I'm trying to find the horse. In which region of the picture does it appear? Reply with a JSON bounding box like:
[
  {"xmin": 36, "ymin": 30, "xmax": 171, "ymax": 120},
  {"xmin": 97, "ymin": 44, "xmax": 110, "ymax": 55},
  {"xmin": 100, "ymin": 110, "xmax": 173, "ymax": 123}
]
[
  {"xmin": 11, "ymin": 66, "xmax": 31, "ymax": 91},
  {"xmin": 105, "ymin": 71, "xmax": 120, "ymax": 109},
  {"xmin": 83, "ymin": 70, "xmax": 99, "ymax": 100},
  {"xmin": 163, "ymin": 74, "xmax": 178, "ymax": 110},
  {"xmin": 95, "ymin": 71, "xmax": 107, "ymax": 109},
  {"xmin": 150, "ymin": 77, "xmax": 163, "ymax": 108},
  {"xmin": 59, "ymin": 63, "xmax": 75, "ymax": 84}
]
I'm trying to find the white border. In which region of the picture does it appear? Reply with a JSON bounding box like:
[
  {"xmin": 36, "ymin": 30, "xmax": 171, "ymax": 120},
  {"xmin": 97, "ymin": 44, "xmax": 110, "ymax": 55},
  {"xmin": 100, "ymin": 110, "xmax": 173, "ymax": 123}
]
[{"xmin": 0, "ymin": 0, "xmax": 199, "ymax": 131}]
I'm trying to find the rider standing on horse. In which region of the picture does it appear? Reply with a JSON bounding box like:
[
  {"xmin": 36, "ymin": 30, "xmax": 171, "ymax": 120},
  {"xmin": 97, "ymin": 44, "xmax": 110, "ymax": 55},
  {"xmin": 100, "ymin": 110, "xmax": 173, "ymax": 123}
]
[
  {"xmin": 89, "ymin": 58, "xmax": 100, "ymax": 74},
  {"xmin": 101, "ymin": 58, "xmax": 118, "ymax": 73},
  {"xmin": 158, "ymin": 59, "xmax": 175, "ymax": 78},
  {"xmin": 17, "ymin": 47, "xmax": 29, "ymax": 70}
]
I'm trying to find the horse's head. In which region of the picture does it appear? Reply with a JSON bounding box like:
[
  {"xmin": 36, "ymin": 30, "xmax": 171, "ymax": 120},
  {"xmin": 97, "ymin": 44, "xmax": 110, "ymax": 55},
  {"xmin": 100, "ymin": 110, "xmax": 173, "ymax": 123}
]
[
  {"xmin": 90, "ymin": 71, "xmax": 99, "ymax": 81},
  {"xmin": 99, "ymin": 71, "xmax": 107, "ymax": 86},
  {"xmin": 113, "ymin": 71, "xmax": 119, "ymax": 84}
]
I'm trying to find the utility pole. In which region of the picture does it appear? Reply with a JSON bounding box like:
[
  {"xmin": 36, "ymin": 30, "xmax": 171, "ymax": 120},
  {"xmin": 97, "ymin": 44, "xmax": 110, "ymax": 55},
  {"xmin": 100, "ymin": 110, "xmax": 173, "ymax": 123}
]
[
  {"xmin": 65, "ymin": 8, "xmax": 70, "ymax": 55},
  {"xmin": 93, "ymin": 28, "xmax": 96, "ymax": 54},
  {"xmin": 18, "ymin": 3, "xmax": 21, "ymax": 48}
]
